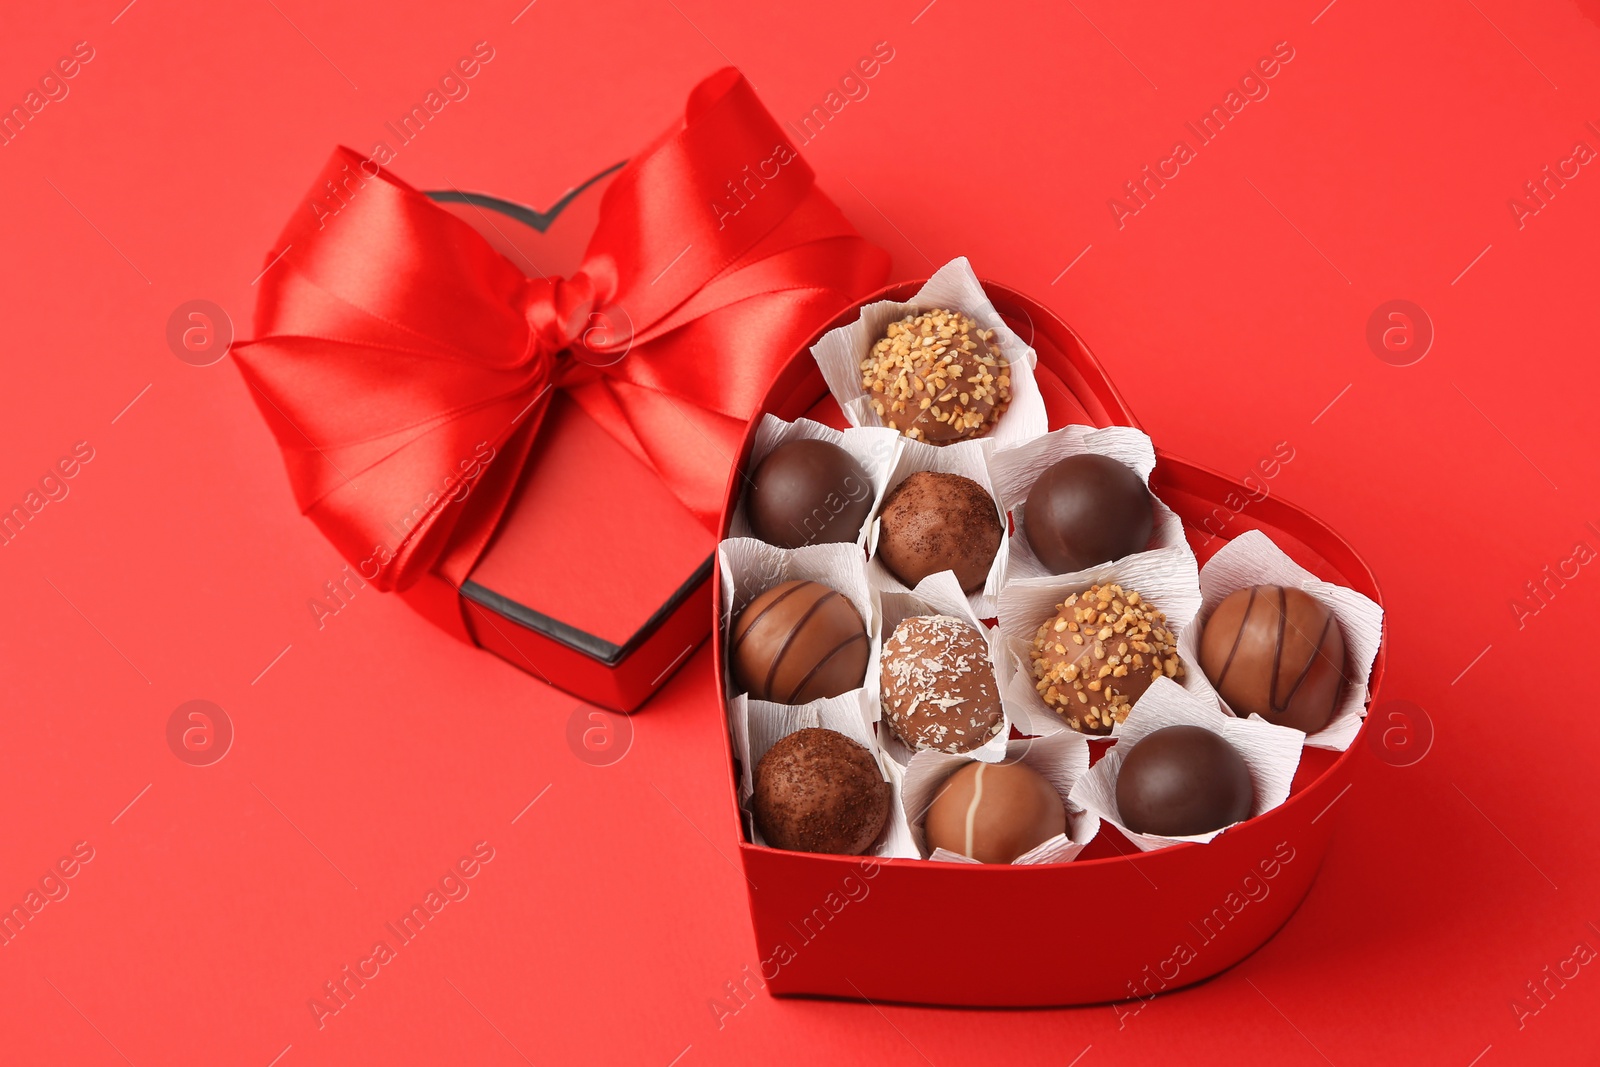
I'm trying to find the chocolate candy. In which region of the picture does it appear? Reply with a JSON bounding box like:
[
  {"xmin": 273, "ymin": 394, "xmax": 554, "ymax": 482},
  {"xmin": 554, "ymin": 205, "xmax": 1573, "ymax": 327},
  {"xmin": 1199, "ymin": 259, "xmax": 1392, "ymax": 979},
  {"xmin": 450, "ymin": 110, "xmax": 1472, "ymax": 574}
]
[
  {"xmin": 753, "ymin": 727, "xmax": 890, "ymax": 855},
  {"xmin": 1024, "ymin": 454, "xmax": 1154, "ymax": 573},
  {"xmin": 880, "ymin": 615, "xmax": 1003, "ymax": 754},
  {"xmin": 875, "ymin": 471, "xmax": 1002, "ymax": 594},
  {"xmin": 746, "ymin": 439, "xmax": 874, "ymax": 549},
  {"xmin": 1198, "ymin": 585, "xmax": 1346, "ymax": 734},
  {"xmin": 861, "ymin": 308, "xmax": 1012, "ymax": 444},
  {"xmin": 730, "ymin": 580, "xmax": 869, "ymax": 704},
  {"xmin": 1030, "ymin": 583, "xmax": 1183, "ymax": 735},
  {"xmin": 1115, "ymin": 725, "xmax": 1254, "ymax": 836},
  {"xmin": 924, "ymin": 760, "xmax": 1065, "ymax": 863}
]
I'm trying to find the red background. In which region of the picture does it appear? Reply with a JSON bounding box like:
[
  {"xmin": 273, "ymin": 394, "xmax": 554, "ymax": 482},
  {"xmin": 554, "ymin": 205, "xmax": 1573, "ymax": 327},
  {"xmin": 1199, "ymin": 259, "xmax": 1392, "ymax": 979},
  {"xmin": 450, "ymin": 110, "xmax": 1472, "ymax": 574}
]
[{"xmin": 3, "ymin": 0, "xmax": 1598, "ymax": 1063}]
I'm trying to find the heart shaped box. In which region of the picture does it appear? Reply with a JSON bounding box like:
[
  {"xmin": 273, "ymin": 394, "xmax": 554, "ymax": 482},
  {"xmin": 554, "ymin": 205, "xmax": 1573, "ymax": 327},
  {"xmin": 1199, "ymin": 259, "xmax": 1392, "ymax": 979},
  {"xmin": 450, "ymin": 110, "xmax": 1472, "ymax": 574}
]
[{"xmin": 713, "ymin": 281, "xmax": 1386, "ymax": 1006}]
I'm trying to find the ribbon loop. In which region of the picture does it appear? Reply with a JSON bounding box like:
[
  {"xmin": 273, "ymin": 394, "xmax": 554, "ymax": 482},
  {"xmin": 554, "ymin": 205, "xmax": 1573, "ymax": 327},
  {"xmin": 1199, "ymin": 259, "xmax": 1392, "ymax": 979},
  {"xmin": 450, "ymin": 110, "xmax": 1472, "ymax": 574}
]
[{"xmin": 234, "ymin": 69, "xmax": 889, "ymax": 593}]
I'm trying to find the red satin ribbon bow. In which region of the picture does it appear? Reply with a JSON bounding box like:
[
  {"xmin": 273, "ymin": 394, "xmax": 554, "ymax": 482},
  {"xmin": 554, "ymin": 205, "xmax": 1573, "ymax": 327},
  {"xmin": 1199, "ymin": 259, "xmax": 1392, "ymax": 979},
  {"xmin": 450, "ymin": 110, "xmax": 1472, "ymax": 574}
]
[{"xmin": 235, "ymin": 68, "xmax": 889, "ymax": 592}]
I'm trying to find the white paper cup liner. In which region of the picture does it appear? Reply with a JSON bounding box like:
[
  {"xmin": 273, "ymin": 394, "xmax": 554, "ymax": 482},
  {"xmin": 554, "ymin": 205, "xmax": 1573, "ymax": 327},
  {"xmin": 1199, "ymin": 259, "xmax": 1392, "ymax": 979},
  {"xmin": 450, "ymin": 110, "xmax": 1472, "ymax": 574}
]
[
  {"xmin": 1068, "ymin": 677, "xmax": 1305, "ymax": 852},
  {"xmin": 736, "ymin": 690, "xmax": 917, "ymax": 859},
  {"xmin": 866, "ymin": 436, "xmax": 1009, "ymax": 618},
  {"xmin": 996, "ymin": 546, "xmax": 1208, "ymax": 740},
  {"xmin": 987, "ymin": 424, "xmax": 1188, "ymax": 583},
  {"xmin": 725, "ymin": 414, "xmax": 903, "ymax": 551},
  {"xmin": 873, "ymin": 571, "xmax": 1010, "ymax": 764},
  {"xmin": 717, "ymin": 538, "xmax": 877, "ymax": 706},
  {"xmin": 811, "ymin": 257, "xmax": 1049, "ymax": 452},
  {"xmin": 1178, "ymin": 529, "xmax": 1384, "ymax": 751},
  {"xmin": 903, "ymin": 734, "xmax": 1098, "ymax": 864}
]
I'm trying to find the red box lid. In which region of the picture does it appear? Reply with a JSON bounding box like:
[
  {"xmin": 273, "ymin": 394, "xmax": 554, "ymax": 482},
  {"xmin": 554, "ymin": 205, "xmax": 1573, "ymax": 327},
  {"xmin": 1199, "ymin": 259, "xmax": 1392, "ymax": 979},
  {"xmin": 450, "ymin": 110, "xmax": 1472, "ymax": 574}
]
[{"xmin": 424, "ymin": 171, "xmax": 715, "ymax": 706}]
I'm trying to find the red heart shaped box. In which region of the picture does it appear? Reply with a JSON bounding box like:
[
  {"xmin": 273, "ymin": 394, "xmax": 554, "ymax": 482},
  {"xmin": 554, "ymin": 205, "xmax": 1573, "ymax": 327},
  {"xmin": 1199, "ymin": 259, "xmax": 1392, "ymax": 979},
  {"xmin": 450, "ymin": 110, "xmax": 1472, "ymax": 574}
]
[{"xmin": 713, "ymin": 280, "xmax": 1386, "ymax": 1006}]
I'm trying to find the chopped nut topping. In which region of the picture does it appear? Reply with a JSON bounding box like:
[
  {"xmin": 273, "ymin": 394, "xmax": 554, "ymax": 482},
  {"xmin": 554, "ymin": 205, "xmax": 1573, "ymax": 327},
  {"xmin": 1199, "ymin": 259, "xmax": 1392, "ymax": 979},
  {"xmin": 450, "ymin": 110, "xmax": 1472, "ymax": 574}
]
[
  {"xmin": 860, "ymin": 308, "xmax": 1012, "ymax": 444},
  {"xmin": 1027, "ymin": 582, "xmax": 1185, "ymax": 736}
]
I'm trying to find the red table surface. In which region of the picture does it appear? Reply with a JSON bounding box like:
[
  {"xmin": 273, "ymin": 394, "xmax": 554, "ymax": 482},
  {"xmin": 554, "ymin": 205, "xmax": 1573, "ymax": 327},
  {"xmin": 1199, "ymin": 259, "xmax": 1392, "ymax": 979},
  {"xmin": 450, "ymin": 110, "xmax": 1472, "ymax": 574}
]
[{"xmin": 2, "ymin": 1, "xmax": 1597, "ymax": 1064}]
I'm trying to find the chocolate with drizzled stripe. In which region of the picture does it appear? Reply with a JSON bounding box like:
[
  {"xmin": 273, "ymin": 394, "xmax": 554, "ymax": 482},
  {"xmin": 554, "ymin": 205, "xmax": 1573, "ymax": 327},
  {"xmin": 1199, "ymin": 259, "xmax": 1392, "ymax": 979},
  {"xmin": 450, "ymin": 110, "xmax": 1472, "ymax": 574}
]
[
  {"xmin": 1198, "ymin": 584, "xmax": 1347, "ymax": 735},
  {"xmin": 730, "ymin": 580, "xmax": 870, "ymax": 704}
]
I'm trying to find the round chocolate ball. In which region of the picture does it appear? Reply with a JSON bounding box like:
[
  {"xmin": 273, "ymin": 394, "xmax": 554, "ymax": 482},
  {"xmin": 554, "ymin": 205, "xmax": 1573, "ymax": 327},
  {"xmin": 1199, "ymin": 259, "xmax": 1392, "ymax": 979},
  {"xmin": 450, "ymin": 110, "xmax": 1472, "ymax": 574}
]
[
  {"xmin": 1024, "ymin": 453, "xmax": 1155, "ymax": 573},
  {"xmin": 746, "ymin": 439, "xmax": 874, "ymax": 549},
  {"xmin": 861, "ymin": 308, "xmax": 1012, "ymax": 444},
  {"xmin": 880, "ymin": 615, "xmax": 1003, "ymax": 754},
  {"xmin": 875, "ymin": 471, "xmax": 1002, "ymax": 594},
  {"xmin": 753, "ymin": 727, "xmax": 890, "ymax": 855},
  {"xmin": 1029, "ymin": 583, "xmax": 1183, "ymax": 735},
  {"xmin": 1115, "ymin": 725, "xmax": 1255, "ymax": 837},
  {"xmin": 924, "ymin": 760, "xmax": 1065, "ymax": 864},
  {"xmin": 1198, "ymin": 585, "xmax": 1346, "ymax": 734},
  {"xmin": 730, "ymin": 580, "xmax": 869, "ymax": 704}
]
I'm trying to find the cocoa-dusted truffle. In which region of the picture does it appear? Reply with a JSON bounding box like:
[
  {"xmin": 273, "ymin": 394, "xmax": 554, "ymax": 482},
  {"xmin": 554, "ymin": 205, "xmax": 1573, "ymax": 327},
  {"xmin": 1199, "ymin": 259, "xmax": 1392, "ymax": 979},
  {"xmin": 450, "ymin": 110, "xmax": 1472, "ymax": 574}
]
[
  {"xmin": 880, "ymin": 615, "xmax": 1003, "ymax": 754},
  {"xmin": 730, "ymin": 580, "xmax": 869, "ymax": 704},
  {"xmin": 1115, "ymin": 725, "xmax": 1254, "ymax": 836},
  {"xmin": 1024, "ymin": 453, "xmax": 1154, "ymax": 573},
  {"xmin": 746, "ymin": 439, "xmax": 874, "ymax": 549},
  {"xmin": 1030, "ymin": 583, "xmax": 1183, "ymax": 735},
  {"xmin": 754, "ymin": 727, "xmax": 890, "ymax": 855},
  {"xmin": 924, "ymin": 760, "xmax": 1065, "ymax": 863},
  {"xmin": 1199, "ymin": 585, "xmax": 1346, "ymax": 734},
  {"xmin": 875, "ymin": 471, "xmax": 1001, "ymax": 594},
  {"xmin": 861, "ymin": 308, "xmax": 1011, "ymax": 444}
]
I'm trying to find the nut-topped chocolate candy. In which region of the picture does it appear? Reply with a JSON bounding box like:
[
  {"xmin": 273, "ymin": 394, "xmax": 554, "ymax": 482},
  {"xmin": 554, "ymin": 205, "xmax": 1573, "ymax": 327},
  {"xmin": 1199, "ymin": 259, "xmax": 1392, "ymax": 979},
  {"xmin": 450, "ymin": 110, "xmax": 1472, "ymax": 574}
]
[
  {"xmin": 745, "ymin": 438, "xmax": 874, "ymax": 549},
  {"xmin": 1199, "ymin": 584, "xmax": 1346, "ymax": 734},
  {"xmin": 1024, "ymin": 453, "xmax": 1155, "ymax": 573},
  {"xmin": 1115, "ymin": 725, "xmax": 1254, "ymax": 837},
  {"xmin": 754, "ymin": 727, "xmax": 890, "ymax": 855},
  {"xmin": 861, "ymin": 308, "xmax": 1012, "ymax": 444},
  {"xmin": 924, "ymin": 760, "xmax": 1065, "ymax": 864},
  {"xmin": 875, "ymin": 471, "xmax": 1002, "ymax": 594},
  {"xmin": 1030, "ymin": 582, "xmax": 1183, "ymax": 735},
  {"xmin": 880, "ymin": 615, "xmax": 1003, "ymax": 754},
  {"xmin": 730, "ymin": 580, "xmax": 869, "ymax": 704}
]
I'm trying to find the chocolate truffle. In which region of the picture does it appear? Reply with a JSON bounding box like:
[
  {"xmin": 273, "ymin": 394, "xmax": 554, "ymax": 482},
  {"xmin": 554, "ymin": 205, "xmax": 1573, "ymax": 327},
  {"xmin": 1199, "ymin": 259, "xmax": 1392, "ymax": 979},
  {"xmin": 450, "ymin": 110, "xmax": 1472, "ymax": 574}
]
[
  {"xmin": 731, "ymin": 580, "xmax": 869, "ymax": 704},
  {"xmin": 1030, "ymin": 583, "xmax": 1183, "ymax": 735},
  {"xmin": 880, "ymin": 615, "xmax": 1004, "ymax": 754},
  {"xmin": 1024, "ymin": 453, "xmax": 1155, "ymax": 573},
  {"xmin": 1115, "ymin": 725, "xmax": 1254, "ymax": 836},
  {"xmin": 861, "ymin": 308, "xmax": 1012, "ymax": 444},
  {"xmin": 753, "ymin": 727, "xmax": 890, "ymax": 855},
  {"xmin": 746, "ymin": 439, "xmax": 874, "ymax": 549},
  {"xmin": 875, "ymin": 471, "xmax": 1002, "ymax": 594},
  {"xmin": 1199, "ymin": 585, "xmax": 1346, "ymax": 734},
  {"xmin": 924, "ymin": 760, "xmax": 1065, "ymax": 863}
]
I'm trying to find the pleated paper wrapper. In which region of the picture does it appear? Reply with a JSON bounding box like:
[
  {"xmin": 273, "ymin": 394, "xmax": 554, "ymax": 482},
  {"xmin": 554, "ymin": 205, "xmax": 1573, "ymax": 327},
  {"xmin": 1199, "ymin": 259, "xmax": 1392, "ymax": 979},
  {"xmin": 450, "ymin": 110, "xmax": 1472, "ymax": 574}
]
[
  {"xmin": 865, "ymin": 434, "xmax": 1010, "ymax": 618},
  {"xmin": 716, "ymin": 537, "xmax": 878, "ymax": 705},
  {"xmin": 873, "ymin": 570, "xmax": 1010, "ymax": 764},
  {"xmin": 901, "ymin": 734, "xmax": 1099, "ymax": 865},
  {"xmin": 987, "ymin": 423, "xmax": 1188, "ymax": 584},
  {"xmin": 995, "ymin": 545, "xmax": 1207, "ymax": 741},
  {"xmin": 1068, "ymin": 677, "xmax": 1305, "ymax": 852},
  {"xmin": 1177, "ymin": 529, "xmax": 1385, "ymax": 751},
  {"xmin": 732, "ymin": 690, "xmax": 918, "ymax": 860},
  {"xmin": 810, "ymin": 256, "xmax": 1049, "ymax": 453},
  {"xmin": 724, "ymin": 414, "xmax": 903, "ymax": 550}
]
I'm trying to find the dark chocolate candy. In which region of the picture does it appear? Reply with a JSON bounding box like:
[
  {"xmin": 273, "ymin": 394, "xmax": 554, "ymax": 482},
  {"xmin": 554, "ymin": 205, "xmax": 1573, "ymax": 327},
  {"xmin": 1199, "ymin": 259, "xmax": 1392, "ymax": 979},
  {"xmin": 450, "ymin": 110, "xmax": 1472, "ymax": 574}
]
[
  {"xmin": 874, "ymin": 471, "xmax": 1002, "ymax": 594},
  {"xmin": 1115, "ymin": 725, "xmax": 1254, "ymax": 837},
  {"xmin": 1198, "ymin": 585, "xmax": 1346, "ymax": 734},
  {"xmin": 924, "ymin": 759, "xmax": 1065, "ymax": 864},
  {"xmin": 746, "ymin": 438, "xmax": 873, "ymax": 549},
  {"xmin": 730, "ymin": 580, "xmax": 869, "ymax": 704},
  {"xmin": 1024, "ymin": 453, "xmax": 1154, "ymax": 574},
  {"xmin": 753, "ymin": 727, "xmax": 890, "ymax": 855}
]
